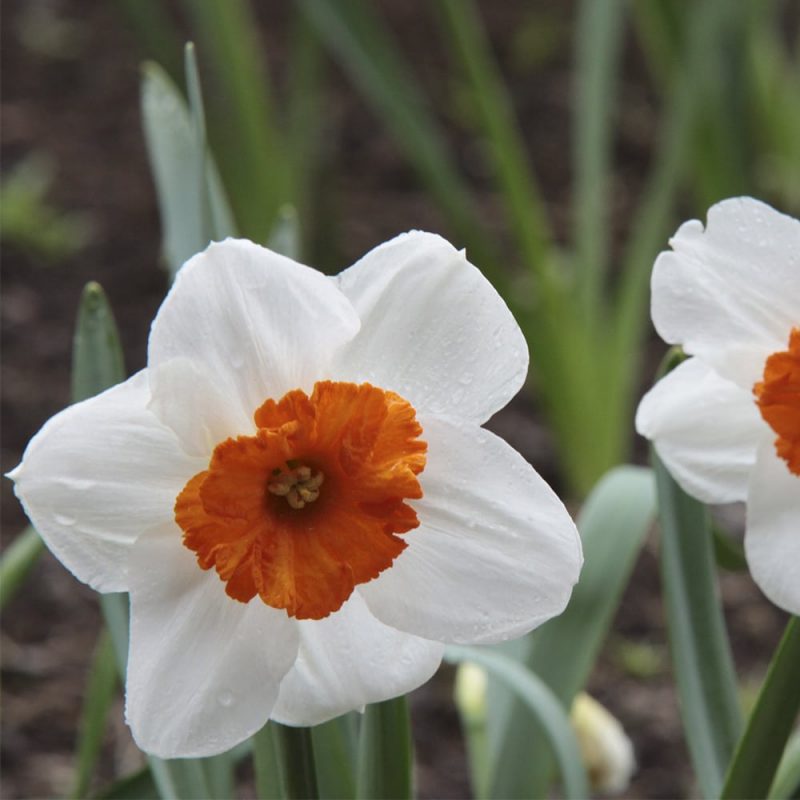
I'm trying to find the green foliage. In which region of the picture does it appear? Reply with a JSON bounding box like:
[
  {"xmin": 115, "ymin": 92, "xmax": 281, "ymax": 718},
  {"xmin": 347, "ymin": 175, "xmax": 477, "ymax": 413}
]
[
  {"xmin": 141, "ymin": 49, "xmax": 236, "ymax": 278},
  {"xmin": 488, "ymin": 465, "xmax": 656, "ymax": 798},
  {"xmin": 654, "ymin": 451, "xmax": 742, "ymax": 797},
  {"xmin": 446, "ymin": 646, "xmax": 589, "ymax": 800},
  {"xmin": 722, "ymin": 618, "xmax": 800, "ymax": 800},
  {"xmin": 356, "ymin": 698, "xmax": 412, "ymax": 800},
  {"xmin": 0, "ymin": 155, "xmax": 92, "ymax": 260}
]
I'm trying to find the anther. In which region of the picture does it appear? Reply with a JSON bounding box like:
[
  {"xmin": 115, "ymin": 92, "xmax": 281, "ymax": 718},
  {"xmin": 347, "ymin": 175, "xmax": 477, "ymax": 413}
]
[{"xmin": 267, "ymin": 464, "xmax": 325, "ymax": 509}]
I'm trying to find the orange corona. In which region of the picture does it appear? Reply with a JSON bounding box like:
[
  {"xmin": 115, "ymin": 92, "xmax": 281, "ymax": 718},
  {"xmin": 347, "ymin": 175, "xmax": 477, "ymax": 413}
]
[
  {"xmin": 175, "ymin": 381, "xmax": 427, "ymax": 620},
  {"xmin": 754, "ymin": 327, "xmax": 800, "ymax": 476}
]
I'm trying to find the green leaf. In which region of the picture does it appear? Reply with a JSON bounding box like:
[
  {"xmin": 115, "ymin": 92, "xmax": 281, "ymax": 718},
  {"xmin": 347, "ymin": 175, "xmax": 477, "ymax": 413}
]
[
  {"xmin": 253, "ymin": 722, "xmax": 285, "ymax": 800},
  {"xmin": 356, "ymin": 697, "xmax": 412, "ymax": 800},
  {"xmin": 70, "ymin": 630, "xmax": 119, "ymax": 800},
  {"xmin": 489, "ymin": 465, "xmax": 656, "ymax": 798},
  {"xmin": 769, "ymin": 731, "xmax": 800, "ymax": 800},
  {"xmin": 654, "ymin": 450, "xmax": 742, "ymax": 798},
  {"xmin": 99, "ymin": 592, "xmax": 214, "ymax": 800},
  {"xmin": 311, "ymin": 716, "xmax": 357, "ymax": 800},
  {"xmin": 436, "ymin": 0, "xmax": 553, "ymax": 272},
  {"xmin": 0, "ymin": 526, "xmax": 45, "ymax": 610},
  {"xmin": 71, "ymin": 282, "xmax": 125, "ymax": 403},
  {"xmin": 1, "ymin": 281, "xmax": 125, "ymax": 609},
  {"xmin": 445, "ymin": 646, "xmax": 589, "ymax": 800},
  {"xmin": 723, "ymin": 617, "xmax": 800, "ymax": 800},
  {"xmin": 141, "ymin": 59, "xmax": 236, "ymax": 279},
  {"xmin": 300, "ymin": 0, "xmax": 498, "ymax": 274},
  {"xmin": 713, "ymin": 524, "xmax": 748, "ymax": 572},
  {"xmin": 272, "ymin": 724, "xmax": 319, "ymax": 800},
  {"xmin": 573, "ymin": 0, "xmax": 626, "ymax": 314},
  {"xmin": 114, "ymin": 0, "xmax": 182, "ymax": 85},
  {"xmin": 180, "ymin": 0, "xmax": 289, "ymax": 242}
]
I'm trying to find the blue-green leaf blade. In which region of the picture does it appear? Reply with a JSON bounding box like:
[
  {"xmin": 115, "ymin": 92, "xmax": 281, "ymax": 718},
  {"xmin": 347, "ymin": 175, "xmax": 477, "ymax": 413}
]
[
  {"xmin": 489, "ymin": 465, "xmax": 656, "ymax": 798},
  {"xmin": 654, "ymin": 450, "xmax": 742, "ymax": 798},
  {"xmin": 446, "ymin": 646, "xmax": 589, "ymax": 800}
]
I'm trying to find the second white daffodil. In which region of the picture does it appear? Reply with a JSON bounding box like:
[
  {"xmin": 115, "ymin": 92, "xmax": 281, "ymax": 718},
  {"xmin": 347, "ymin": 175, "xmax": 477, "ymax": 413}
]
[{"xmin": 636, "ymin": 197, "xmax": 799, "ymax": 615}]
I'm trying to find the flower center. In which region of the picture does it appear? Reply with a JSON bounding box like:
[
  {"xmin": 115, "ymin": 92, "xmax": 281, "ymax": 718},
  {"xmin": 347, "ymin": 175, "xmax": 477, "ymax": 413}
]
[
  {"xmin": 174, "ymin": 381, "xmax": 427, "ymax": 620},
  {"xmin": 267, "ymin": 463, "xmax": 325, "ymax": 509},
  {"xmin": 753, "ymin": 327, "xmax": 800, "ymax": 476}
]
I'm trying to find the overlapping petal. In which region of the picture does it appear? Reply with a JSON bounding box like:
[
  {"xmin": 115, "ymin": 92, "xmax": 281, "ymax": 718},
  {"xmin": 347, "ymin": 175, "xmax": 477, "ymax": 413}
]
[
  {"xmin": 126, "ymin": 525, "xmax": 299, "ymax": 758},
  {"xmin": 271, "ymin": 592, "xmax": 443, "ymax": 726},
  {"xmin": 745, "ymin": 443, "xmax": 800, "ymax": 616},
  {"xmin": 635, "ymin": 357, "xmax": 763, "ymax": 504},
  {"xmin": 148, "ymin": 239, "xmax": 361, "ymax": 450},
  {"xmin": 360, "ymin": 417, "xmax": 582, "ymax": 644},
  {"xmin": 8, "ymin": 371, "xmax": 203, "ymax": 592},
  {"xmin": 334, "ymin": 231, "xmax": 529, "ymax": 424},
  {"xmin": 651, "ymin": 197, "xmax": 800, "ymax": 389}
]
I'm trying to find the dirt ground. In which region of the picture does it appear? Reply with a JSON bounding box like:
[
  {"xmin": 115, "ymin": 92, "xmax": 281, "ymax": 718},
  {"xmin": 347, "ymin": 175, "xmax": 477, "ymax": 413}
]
[{"xmin": 1, "ymin": 2, "xmax": 789, "ymax": 798}]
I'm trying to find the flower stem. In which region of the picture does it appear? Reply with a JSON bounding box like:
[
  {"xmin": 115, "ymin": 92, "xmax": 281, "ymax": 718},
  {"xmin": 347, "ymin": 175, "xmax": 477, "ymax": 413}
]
[
  {"xmin": 272, "ymin": 723, "xmax": 319, "ymax": 800},
  {"xmin": 356, "ymin": 697, "xmax": 413, "ymax": 800}
]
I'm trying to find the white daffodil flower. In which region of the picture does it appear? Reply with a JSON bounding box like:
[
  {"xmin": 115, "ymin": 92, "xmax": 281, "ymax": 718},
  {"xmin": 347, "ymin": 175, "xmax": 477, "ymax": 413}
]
[
  {"xmin": 9, "ymin": 232, "xmax": 583, "ymax": 758},
  {"xmin": 636, "ymin": 197, "xmax": 799, "ymax": 615}
]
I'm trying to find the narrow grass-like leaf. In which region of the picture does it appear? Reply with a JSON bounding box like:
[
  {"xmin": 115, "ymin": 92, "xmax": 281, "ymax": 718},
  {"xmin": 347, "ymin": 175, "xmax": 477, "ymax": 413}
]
[
  {"xmin": 445, "ymin": 646, "xmax": 589, "ymax": 800},
  {"xmin": 654, "ymin": 450, "xmax": 742, "ymax": 798},
  {"xmin": 612, "ymin": 0, "xmax": 730, "ymax": 385},
  {"xmin": 1, "ymin": 281, "xmax": 127, "ymax": 607},
  {"xmin": 114, "ymin": 0, "xmax": 182, "ymax": 84},
  {"xmin": 99, "ymin": 592, "xmax": 214, "ymax": 800},
  {"xmin": 272, "ymin": 724, "xmax": 319, "ymax": 800},
  {"xmin": 311, "ymin": 716, "xmax": 357, "ymax": 800},
  {"xmin": 722, "ymin": 617, "xmax": 800, "ymax": 800},
  {"xmin": 141, "ymin": 61, "xmax": 236, "ymax": 278},
  {"xmin": 0, "ymin": 526, "xmax": 45, "ymax": 610},
  {"xmin": 96, "ymin": 766, "xmax": 160, "ymax": 800},
  {"xmin": 180, "ymin": 0, "xmax": 288, "ymax": 242},
  {"xmin": 70, "ymin": 630, "xmax": 119, "ymax": 800},
  {"xmin": 489, "ymin": 465, "xmax": 656, "ymax": 798},
  {"xmin": 769, "ymin": 731, "xmax": 800, "ymax": 800},
  {"xmin": 253, "ymin": 722, "xmax": 285, "ymax": 800},
  {"xmin": 72, "ymin": 282, "xmax": 125, "ymax": 403},
  {"xmin": 356, "ymin": 697, "xmax": 412, "ymax": 800},
  {"xmin": 201, "ymin": 753, "xmax": 235, "ymax": 800},
  {"xmin": 300, "ymin": 0, "xmax": 498, "ymax": 274},
  {"xmin": 573, "ymin": 0, "xmax": 626, "ymax": 314},
  {"xmin": 436, "ymin": 0, "xmax": 553, "ymax": 272},
  {"xmin": 285, "ymin": 9, "xmax": 324, "ymax": 243}
]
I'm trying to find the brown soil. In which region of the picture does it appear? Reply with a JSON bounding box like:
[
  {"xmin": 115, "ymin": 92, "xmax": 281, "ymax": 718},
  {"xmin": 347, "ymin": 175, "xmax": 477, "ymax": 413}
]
[{"xmin": 1, "ymin": 2, "xmax": 788, "ymax": 799}]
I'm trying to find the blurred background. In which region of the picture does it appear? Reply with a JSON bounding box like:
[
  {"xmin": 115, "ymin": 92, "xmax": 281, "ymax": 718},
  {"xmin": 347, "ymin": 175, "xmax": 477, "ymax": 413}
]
[{"xmin": 2, "ymin": 0, "xmax": 797, "ymax": 797}]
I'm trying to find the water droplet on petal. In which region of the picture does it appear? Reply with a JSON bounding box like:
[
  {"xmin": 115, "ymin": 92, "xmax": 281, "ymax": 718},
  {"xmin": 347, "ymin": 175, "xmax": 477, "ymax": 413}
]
[
  {"xmin": 54, "ymin": 513, "xmax": 76, "ymax": 527},
  {"xmin": 217, "ymin": 690, "xmax": 235, "ymax": 707}
]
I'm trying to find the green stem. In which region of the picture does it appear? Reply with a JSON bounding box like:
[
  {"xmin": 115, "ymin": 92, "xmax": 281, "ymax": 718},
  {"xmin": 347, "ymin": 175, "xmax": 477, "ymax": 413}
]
[
  {"xmin": 357, "ymin": 697, "xmax": 413, "ymax": 800},
  {"xmin": 722, "ymin": 617, "xmax": 800, "ymax": 800},
  {"xmin": 273, "ymin": 724, "xmax": 319, "ymax": 800}
]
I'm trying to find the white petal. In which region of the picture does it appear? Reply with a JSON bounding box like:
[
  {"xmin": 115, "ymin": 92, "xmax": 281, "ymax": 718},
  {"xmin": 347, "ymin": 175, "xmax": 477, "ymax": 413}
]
[
  {"xmin": 147, "ymin": 358, "xmax": 252, "ymax": 458},
  {"xmin": 270, "ymin": 592, "xmax": 443, "ymax": 727},
  {"xmin": 125, "ymin": 525, "xmax": 299, "ymax": 758},
  {"xmin": 745, "ymin": 442, "xmax": 800, "ymax": 615},
  {"xmin": 148, "ymin": 239, "xmax": 360, "ymax": 446},
  {"xmin": 360, "ymin": 417, "xmax": 582, "ymax": 644},
  {"xmin": 635, "ymin": 358, "xmax": 763, "ymax": 504},
  {"xmin": 334, "ymin": 231, "xmax": 528, "ymax": 424},
  {"xmin": 651, "ymin": 197, "xmax": 800, "ymax": 388},
  {"xmin": 8, "ymin": 371, "xmax": 203, "ymax": 592}
]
